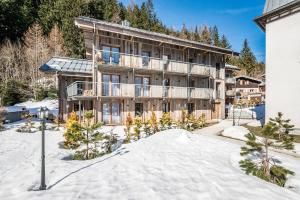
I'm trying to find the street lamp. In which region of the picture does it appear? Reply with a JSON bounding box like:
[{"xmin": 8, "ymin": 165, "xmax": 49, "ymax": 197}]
[{"xmin": 39, "ymin": 107, "xmax": 48, "ymax": 190}]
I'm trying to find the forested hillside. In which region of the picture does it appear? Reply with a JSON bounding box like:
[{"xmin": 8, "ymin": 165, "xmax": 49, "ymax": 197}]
[{"xmin": 0, "ymin": 0, "xmax": 264, "ymax": 106}]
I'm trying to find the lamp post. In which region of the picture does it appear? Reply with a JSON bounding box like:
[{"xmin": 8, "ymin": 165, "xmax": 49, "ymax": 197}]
[{"xmin": 39, "ymin": 107, "xmax": 48, "ymax": 190}]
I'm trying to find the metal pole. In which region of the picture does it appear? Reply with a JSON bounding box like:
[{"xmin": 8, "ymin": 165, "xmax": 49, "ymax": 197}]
[
  {"xmin": 40, "ymin": 108, "xmax": 46, "ymax": 190},
  {"xmin": 233, "ymin": 78, "xmax": 236, "ymax": 126}
]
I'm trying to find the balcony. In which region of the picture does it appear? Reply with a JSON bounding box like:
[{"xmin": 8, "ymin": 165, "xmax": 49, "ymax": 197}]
[
  {"xmin": 67, "ymin": 81, "xmax": 213, "ymax": 99},
  {"xmin": 225, "ymin": 77, "xmax": 236, "ymax": 84},
  {"xmin": 95, "ymin": 50, "xmax": 210, "ymax": 76}
]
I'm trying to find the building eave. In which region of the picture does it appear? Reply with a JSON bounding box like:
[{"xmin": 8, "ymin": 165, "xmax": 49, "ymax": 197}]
[
  {"xmin": 254, "ymin": 0, "xmax": 300, "ymax": 31},
  {"xmin": 75, "ymin": 16, "xmax": 239, "ymax": 56}
]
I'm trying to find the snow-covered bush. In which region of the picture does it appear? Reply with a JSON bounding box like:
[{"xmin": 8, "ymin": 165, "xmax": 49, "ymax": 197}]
[
  {"xmin": 16, "ymin": 114, "xmax": 38, "ymax": 133},
  {"xmin": 239, "ymin": 115, "xmax": 295, "ymax": 187}
]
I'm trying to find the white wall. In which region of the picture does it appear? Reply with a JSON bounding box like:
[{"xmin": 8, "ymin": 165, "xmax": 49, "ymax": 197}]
[{"xmin": 266, "ymin": 12, "xmax": 300, "ymax": 128}]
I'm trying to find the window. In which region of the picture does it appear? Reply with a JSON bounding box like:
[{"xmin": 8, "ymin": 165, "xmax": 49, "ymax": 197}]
[
  {"xmin": 102, "ymin": 74, "xmax": 120, "ymax": 96},
  {"xmin": 102, "ymin": 102, "xmax": 120, "ymax": 124},
  {"xmin": 142, "ymin": 51, "xmax": 150, "ymax": 67},
  {"xmin": 187, "ymin": 103, "xmax": 194, "ymax": 115},
  {"xmin": 250, "ymin": 89, "xmax": 254, "ymax": 93},
  {"xmin": 162, "ymin": 102, "xmax": 170, "ymax": 113},
  {"xmin": 135, "ymin": 77, "xmax": 150, "ymax": 97},
  {"xmin": 135, "ymin": 103, "xmax": 143, "ymax": 117},
  {"xmin": 101, "ymin": 46, "xmax": 120, "ymax": 64}
]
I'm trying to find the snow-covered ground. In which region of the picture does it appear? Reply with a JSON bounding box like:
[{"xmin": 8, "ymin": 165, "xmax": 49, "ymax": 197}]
[
  {"xmin": 5, "ymin": 99, "xmax": 58, "ymax": 117},
  {"xmin": 1, "ymin": 120, "xmax": 300, "ymax": 199},
  {"xmin": 227, "ymin": 104, "xmax": 265, "ymax": 121}
]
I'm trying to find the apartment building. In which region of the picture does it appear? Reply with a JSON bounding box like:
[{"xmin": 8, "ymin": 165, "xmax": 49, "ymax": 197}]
[
  {"xmin": 41, "ymin": 17, "xmax": 238, "ymax": 125},
  {"xmin": 255, "ymin": 0, "xmax": 300, "ymax": 129},
  {"xmin": 234, "ymin": 76, "xmax": 264, "ymax": 103}
]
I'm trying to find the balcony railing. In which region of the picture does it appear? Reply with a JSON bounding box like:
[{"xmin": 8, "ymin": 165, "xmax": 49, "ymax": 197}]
[
  {"xmin": 95, "ymin": 50, "xmax": 210, "ymax": 76},
  {"xmin": 67, "ymin": 81, "xmax": 213, "ymax": 99},
  {"xmin": 225, "ymin": 77, "xmax": 236, "ymax": 84}
]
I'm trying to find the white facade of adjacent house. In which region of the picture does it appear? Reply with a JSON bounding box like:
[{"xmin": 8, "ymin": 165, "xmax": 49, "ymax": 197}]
[{"xmin": 255, "ymin": 0, "xmax": 300, "ymax": 129}]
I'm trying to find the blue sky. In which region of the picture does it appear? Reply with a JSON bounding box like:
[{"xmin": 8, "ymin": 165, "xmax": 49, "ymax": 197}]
[{"xmin": 119, "ymin": 0, "xmax": 266, "ymax": 62}]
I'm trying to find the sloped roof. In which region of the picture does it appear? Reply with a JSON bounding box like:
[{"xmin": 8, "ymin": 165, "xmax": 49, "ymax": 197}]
[
  {"xmin": 75, "ymin": 16, "xmax": 239, "ymax": 56},
  {"xmin": 263, "ymin": 0, "xmax": 295, "ymax": 14},
  {"xmin": 235, "ymin": 75, "xmax": 263, "ymax": 84},
  {"xmin": 40, "ymin": 57, "xmax": 92, "ymax": 74}
]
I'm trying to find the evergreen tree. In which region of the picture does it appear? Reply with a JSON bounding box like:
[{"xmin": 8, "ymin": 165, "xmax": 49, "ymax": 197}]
[
  {"xmin": 64, "ymin": 112, "xmax": 83, "ymax": 149},
  {"xmin": 194, "ymin": 26, "xmax": 200, "ymax": 42},
  {"xmin": 210, "ymin": 26, "xmax": 220, "ymax": 47},
  {"xmin": 220, "ymin": 35, "xmax": 231, "ymax": 49},
  {"xmin": 134, "ymin": 117, "xmax": 142, "ymax": 140},
  {"xmin": 179, "ymin": 23, "xmax": 189, "ymax": 39},
  {"xmin": 270, "ymin": 112, "xmax": 295, "ymax": 144},
  {"xmin": 240, "ymin": 121, "xmax": 295, "ymax": 186},
  {"xmin": 239, "ymin": 39, "xmax": 257, "ymax": 76},
  {"xmin": 77, "ymin": 111, "xmax": 102, "ymax": 160},
  {"xmin": 199, "ymin": 26, "xmax": 211, "ymax": 44},
  {"xmin": 2, "ymin": 79, "xmax": 31, "ymax": 106},
  {"xmin": 160, "ymin": 112, "xmax": 172, "ymax": 130},
  {"xmin": 150, "ymin": 111, "xmax": 159, "ymax": 134}
]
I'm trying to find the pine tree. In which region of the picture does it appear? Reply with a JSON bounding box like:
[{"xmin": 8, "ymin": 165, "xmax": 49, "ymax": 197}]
[
  {"xmin": 210, "ymin": 26, "xmax": 220, "ymax": 47},
  {"xmin": 240, "ymin": 121, "xmax": 295, "ymax": 186},
  {"xmin": 199, "ymin": 26, "xmax": 211, "ymax": 44},
  {"xmin": 75, "ymin": 111, "xmax": 102, "ymax": 160},
  {"xmin": 134, "ymin": 117, "xmax": 142, "ymax": 140},
  {"xmin": 220, "ymin": 35, "xmax": 231, "ymax": 49},
  {"xmin": 48, "ymin": 24, "xmax": 66, "ymax": 57},
  {"xmin": 150, "ymin": 111, "xmax": 159, "ymax": 134},
  {"xmin": 194, "ymin": 26, "xmax": 200, "ymax": 42},
  {"xmin": 269, "ymin": 112, "xmax": 294, "ymax": 146},
  {"xmin": 239, "ymin": 39, "xmax": 257, "ymax": 76},
  {"xmin": 160, "ymin": 112, "xmax": 172, "ymax": 130},
  {"xmin": 179, "ymin": 23, "xmax": 189, "ymax": 40},
  {"xmin": 124, "ymin": 112, "xmax": 133, "ymax": 143}
]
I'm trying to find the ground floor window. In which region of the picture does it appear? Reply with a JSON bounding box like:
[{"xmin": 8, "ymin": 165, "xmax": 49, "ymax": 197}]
[
  {"xmin": 135, "ymin": 103, "xmax": 143, "ymax": 117},
  {"xmin": 162, "ymin": 102, "xmax": 170, "ymax": 113},
  {"xmin": 187, "ymin": 103, "xmax": 194, "ymax": 115},
  {"xmin": 102, "ymin": 102, "xmax": 120, "ymax": 124}
]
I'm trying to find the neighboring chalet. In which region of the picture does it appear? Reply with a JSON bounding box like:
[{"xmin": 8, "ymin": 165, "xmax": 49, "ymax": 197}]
[
  {"xmin": 41, "ymin": 16, "xmax": 238, "ymax": 125},
  {"xmin": 234, "ymin": 76, "xmax": 265, "ymax": 103},
  {"xmin": 255, "ymin": 0, "xmax": 300, "ymax": 129}
]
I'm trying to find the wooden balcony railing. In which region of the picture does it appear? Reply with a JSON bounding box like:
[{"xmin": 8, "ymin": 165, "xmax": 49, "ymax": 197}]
[
  {"xmin": 95, "ymin": 49, "xmax": 211, "ymax": 76},
  {"xmin": 67, "ymin": 81, "xmax": 213, "ymax": 99}
]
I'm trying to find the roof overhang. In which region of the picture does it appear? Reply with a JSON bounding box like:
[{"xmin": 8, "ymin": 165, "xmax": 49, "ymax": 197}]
[
  {"xmin": 75, "ymin": 16, "xmax": 239, "ymax": 56},
  {"xmin": 255, "ymin": 0, "xmax": 300, "ymax": 31}
]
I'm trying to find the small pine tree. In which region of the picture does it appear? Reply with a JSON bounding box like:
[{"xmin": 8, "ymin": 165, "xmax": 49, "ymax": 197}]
[
  {"xmin": 186, "ymin": 114, "xmax": 197, "ymax": 131},
  {"xmin": 103, "ymin": 128, "xmax": 118, "ymax": 154},
  {"xmin": 63, "ymin": 112, "xmax": 83, "ymax": 149},
  {"xmin": 269, "ymin": 112, "xmax": 294, "ymax": 142},
  {"xmin": 198, "ymin": 113, "xmax": 207, "ymax": 128},
  {"xmin": 134, "ymin": 117, "xmax": 142, "ymax": 140},
  {"xmin": 160, "ymin": 112, "xmax": 172, "ymax": 130},
  {"xmin": 240, "ymin": 121, "xmax": 295, "ymax": 186},
  {"xmin": 76, "ymin": 111, "xmax": 102, "ymax": 160},
  {"xmin": 149, "ymin": 111, "xmax": 159, "ymax": 134},
  {"xmin": 124, "ymin": 113, "xmax": 133, "ymax": 143},
  {"xmin": 143, "ymin": 120, "xmax": 151, "ymax": 136}
]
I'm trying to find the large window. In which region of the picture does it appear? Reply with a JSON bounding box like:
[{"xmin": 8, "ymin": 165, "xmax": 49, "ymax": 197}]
[
  {"xmin": 135, "ymin": 103, "xmax": 143, "ymax": 117},
  {"xmin": 142, "ymin": 51, "xmax": 150, "ymax": 67}
]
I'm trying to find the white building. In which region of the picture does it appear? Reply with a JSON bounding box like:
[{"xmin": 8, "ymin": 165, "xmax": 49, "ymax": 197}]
[{"xmin": 255, "ymin": 0, "xmax": 300, "ymax": 130}]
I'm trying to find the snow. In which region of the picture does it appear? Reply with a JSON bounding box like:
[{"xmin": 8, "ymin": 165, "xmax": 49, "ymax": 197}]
[
  {"xmin": 247, "ymin": 120, "xmax": 264, "ymax": 127},
  {"xmin": 5, "ymin": 99, "xmax": 58, "ymax": 116},
  {"xmin": 227, "ymin": 104, "xmax": 265, "ymax": 120},
  {"xmin": 1, "ymin": 121, "xmax": 300, "ymax": 199},
  {"xmin": 222, "ymin": 126, "xmax": 249, "ymax": 140}
]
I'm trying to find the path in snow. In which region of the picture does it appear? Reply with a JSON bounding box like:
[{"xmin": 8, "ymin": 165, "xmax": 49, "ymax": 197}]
[{"xmin": 0, "ymin": 121, "xmax": 300, "ymax": 200}]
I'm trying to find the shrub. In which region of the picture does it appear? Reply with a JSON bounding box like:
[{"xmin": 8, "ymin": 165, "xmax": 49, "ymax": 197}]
[
  {"xmin": 1, "ymin": 79, "xmax": 31, "ymax": 106},
  {"xmin": 149, "ymin": 111, "xmax": 159, "ymax": 134},
  {"xmin": 124, "ymin": 113, "xmax": 133, "ymax": 143},
  {"xmin": 0, "ymin": 107, "xmax": 6, "ymax": 130},
  {"xmin": 63, "ymin": 112, "xmax": 83, "ymax": 149},
  {"xmin": 133, "ymin": 117, "xmax": 142, "ymax": 140},
  {"xmin": 160, "ymin": 112, "xmax": 172, "ymax": 130},
  {"xmin": 143, "ymin": 120, "xmax": 151, "ymax": 136}
]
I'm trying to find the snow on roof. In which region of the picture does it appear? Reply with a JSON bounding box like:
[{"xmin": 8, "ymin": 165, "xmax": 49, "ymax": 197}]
[
  {"xmin": 263, "ymin": 0, "xmax": 296, "ymax": 14},
  {"xmin": 40, "ymin": 57, "xmax": 92, "ymax": 74}
]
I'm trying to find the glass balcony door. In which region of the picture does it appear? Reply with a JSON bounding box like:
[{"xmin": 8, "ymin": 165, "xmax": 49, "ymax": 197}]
[
  {"xmin": 102, "ymin": 102, "xmax": 121, "ymax": 124},
  {"xmin": 135, "ymin": 77, "xmax": 150, "ymax": 97},
  {"xmin": 102, "ymin": 74, "xmax": 120, "ymax": 97},
  {"xmin": 111, "ymin": 75, "xmax": 120, "ymax": 96},
  {"xmin": 142, "ymin": 51, "xmax": 150, "ymax": 68},
  {"xmin": 111, "ymin": 102, "xmax": 120, "ymax": 124},
  {"xmin": 101, "ymin": 46, "xmax": 120, "ymax": 65},
  {"xmin": 102, "ymin": 102, "xmax": 110, "ymax": 124}
]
